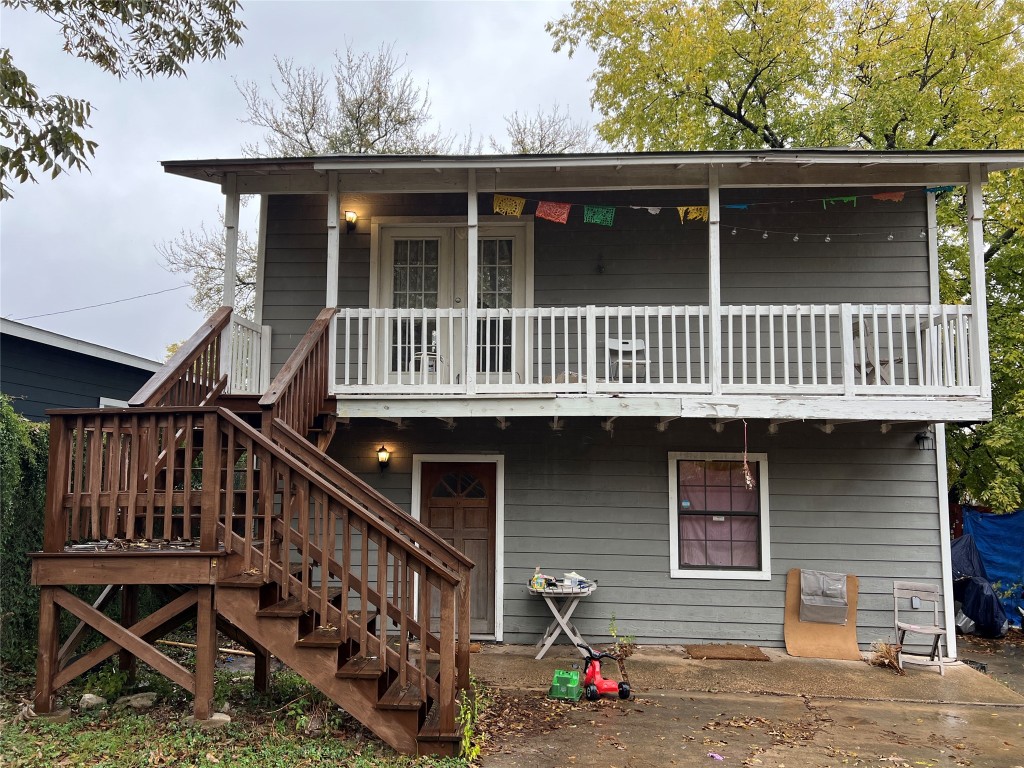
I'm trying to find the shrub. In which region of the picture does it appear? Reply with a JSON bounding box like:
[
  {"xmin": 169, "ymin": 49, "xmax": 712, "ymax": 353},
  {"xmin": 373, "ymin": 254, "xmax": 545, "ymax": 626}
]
[{"xmin": 0, "ymin": 394, "xmax": 49, "ymax": 673}]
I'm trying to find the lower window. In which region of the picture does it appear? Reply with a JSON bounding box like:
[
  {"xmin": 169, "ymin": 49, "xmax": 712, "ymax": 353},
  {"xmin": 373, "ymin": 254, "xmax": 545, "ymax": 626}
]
[{"xmin": 667, "ymin": 452, "xmax": 771, "ymax": 580}]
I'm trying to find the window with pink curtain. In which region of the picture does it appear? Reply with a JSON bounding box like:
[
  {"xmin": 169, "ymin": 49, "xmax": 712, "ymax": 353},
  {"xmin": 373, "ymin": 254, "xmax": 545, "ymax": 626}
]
[{"xmin": 677, "ymin": 459, "xmax": 760, "ymax": 570}]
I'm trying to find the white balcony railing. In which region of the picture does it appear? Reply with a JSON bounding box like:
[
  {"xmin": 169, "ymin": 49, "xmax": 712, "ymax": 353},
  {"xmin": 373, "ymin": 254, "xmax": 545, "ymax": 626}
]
[
  {"xmin": 221, "ymin": 315, "xmax": 271, "ymax": 395},
  {"xmin": 330, "ymin": 304, "xmax": 978, "ymax": 398}
]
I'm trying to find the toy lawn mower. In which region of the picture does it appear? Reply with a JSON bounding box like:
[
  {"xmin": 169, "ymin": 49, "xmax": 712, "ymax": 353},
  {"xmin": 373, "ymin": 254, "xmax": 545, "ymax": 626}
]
[{"xmin": 577, "ymin": 643, "xmax": 631, "ymax": 700}]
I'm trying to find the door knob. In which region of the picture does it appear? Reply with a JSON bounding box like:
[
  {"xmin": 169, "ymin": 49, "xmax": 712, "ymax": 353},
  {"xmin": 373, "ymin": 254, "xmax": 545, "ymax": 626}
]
[{"xmin": 455, "ymin": 297, "xmax": 463, "ymax": 304}]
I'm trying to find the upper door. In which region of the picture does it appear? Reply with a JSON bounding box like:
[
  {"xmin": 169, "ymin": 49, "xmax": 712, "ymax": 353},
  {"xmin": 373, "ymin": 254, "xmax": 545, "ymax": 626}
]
[{"xmin": 372, "ymin": 219, "xmax": 532, "ymax": 384}]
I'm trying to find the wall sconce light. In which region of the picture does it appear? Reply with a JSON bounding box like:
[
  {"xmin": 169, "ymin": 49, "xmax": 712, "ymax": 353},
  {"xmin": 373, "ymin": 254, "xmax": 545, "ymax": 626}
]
[
  {"xmin": 344, "ymin": 210, "xmax": 358, "ymax": 233},
  {"xmin": 376, "ymin": 444, "xmax": 391, "ymax": 470},
  {"xmin": 915, "ymin": 428, "xmax": 935, "ymax": 451}
]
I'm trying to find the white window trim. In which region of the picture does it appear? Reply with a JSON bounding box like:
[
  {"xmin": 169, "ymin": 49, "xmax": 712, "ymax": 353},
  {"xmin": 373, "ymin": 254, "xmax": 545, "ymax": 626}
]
[
  {"xmin": 410, "ymin": 453, "xmax": 505, "ymax": 642},
  {"xmin": 667, "ymin": 451, "xmax": 771, "ymax": 580}
]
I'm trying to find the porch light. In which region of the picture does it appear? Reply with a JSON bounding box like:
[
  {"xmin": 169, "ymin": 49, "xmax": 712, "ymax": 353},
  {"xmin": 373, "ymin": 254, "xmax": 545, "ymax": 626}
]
[
  {"xmin": 915, "ymin": 429, "xmax": 935, "ymax": 451},
  {"xmin": 344, "ymin": 210, "xmax": 358, "ymax": 233},
  {"xmin": 377, "ymin": 444, "xmax": 391, "ymax": 470}
]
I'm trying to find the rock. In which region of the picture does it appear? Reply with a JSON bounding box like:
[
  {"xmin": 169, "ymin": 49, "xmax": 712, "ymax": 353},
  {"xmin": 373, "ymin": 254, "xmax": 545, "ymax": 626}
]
[
  {"xmin": 184, "ymin": 712, "xmax": 232, "ymax": 730},
  {"xmin": 114, "ymin": 692, "xmax": 158, "ymax": 710},
  {"xmin": 79, "ymin": 694, "xmax": 107, "ymax": 711}
]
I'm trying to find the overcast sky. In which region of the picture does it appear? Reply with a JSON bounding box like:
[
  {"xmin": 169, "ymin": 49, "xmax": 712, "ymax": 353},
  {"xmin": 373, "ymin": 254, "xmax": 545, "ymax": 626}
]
[{"xmin": 0, "ymin": 0, "xmax": 598, "ymax": 361}]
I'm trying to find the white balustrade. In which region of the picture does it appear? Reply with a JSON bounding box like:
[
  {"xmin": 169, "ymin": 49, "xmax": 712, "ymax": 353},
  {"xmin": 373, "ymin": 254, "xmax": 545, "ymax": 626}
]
[
  {"xmin": 222, "ymin": 315, "xmax": 271, "ymax": 395},
  {"xmin": 331, "ymin": 304, "xmax": 977, "ymax": 398}
]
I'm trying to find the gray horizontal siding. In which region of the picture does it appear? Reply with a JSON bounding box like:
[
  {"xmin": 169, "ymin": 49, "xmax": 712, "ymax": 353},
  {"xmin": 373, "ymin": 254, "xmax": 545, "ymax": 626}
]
[
  {"xmin": 259, "ymin": 188, "xmax": 930, "ymax": 370},
  {"xmin": 326, "ymin": 417, "xmax": 944, "ymax": 652},
  {"xmin": 0, "ymin": 335, "xmax": 155, "ymax": 421}
]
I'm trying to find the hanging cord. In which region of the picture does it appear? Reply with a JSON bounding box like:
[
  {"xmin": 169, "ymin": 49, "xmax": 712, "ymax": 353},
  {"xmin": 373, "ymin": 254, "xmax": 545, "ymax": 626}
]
[{"xmin": 742, "ymin": 419, "xmax": 756, "ymax": 490}]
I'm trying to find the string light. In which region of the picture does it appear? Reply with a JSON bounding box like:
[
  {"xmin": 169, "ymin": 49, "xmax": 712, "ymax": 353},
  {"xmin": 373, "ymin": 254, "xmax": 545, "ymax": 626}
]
[
  {"xmin": 824, "ymin": 234, "xmax": 832, "ymax": 243},
  {"xmin": 731, "ymin": 227, "xmax": 737, "ymax": 236},
  {"xmin": 762, "ymin": 231, "xmax": 769, "ymax": 240},
  {"xmin": 920, "ymin": 228, "xmax": 927, "ymax": 238},
  {"xmin": 792, "ymin": 234, "xmax": 799, "ymax": 242},
  {"xmin": 887, "ymin": 233, "xmax": 894, "ymax": 241}
]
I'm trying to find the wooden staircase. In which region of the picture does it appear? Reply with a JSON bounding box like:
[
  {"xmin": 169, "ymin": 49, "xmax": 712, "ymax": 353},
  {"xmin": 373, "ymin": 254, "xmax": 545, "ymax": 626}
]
[{"xmin": 32, "ymin": 307, "xmax": 473, "ymax": 756}]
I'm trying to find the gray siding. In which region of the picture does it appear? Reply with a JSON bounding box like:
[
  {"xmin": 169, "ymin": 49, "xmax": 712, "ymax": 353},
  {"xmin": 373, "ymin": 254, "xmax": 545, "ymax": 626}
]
[
  {"xmin": 259, "ymin": 189, "xmax": 930, "ymax": 369},
  {"xmin": 0, "ymin": 335, "xmax": 155, "ymax": 421},
  {"xmin": 326, "ymin": 418, "xmax": 944, "ymax": 651}
]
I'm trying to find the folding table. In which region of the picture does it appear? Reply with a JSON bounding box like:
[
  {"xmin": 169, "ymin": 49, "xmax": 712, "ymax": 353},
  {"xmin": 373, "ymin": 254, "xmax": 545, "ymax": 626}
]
[{"xmin": 529, "ymin": 583, "xmax": 597, "ymax": 660}]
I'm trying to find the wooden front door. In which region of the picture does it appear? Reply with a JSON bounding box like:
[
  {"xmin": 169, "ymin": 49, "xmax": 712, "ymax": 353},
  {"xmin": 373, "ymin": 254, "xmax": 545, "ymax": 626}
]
[{"xmin": 421, "ymin": 462, "xmax": 496, "ymax": 635}]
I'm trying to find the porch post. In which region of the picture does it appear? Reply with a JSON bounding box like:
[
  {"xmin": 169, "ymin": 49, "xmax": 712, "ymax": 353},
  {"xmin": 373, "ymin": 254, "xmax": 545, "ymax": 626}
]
[
  {"xmin": 193, "ymin": 585, "xmax": 216, "ymax": 720},
  {"xmin": 965, "ymin": 164, "xmax": 991, "ymax": 397},
  {"xmin": 222, "ymin": 172, "xmax": 240, "ymax": 309},
  {"xmin": 466, "ymin": 169, "xmax": 479, "ymax": 395},
  {"xmin": 708, "ymin": 166, "xmax": 722, "ymax": 395},
  {"xmin": 326, "ymin": 171, "xmax": 340, "ymax": 395}
]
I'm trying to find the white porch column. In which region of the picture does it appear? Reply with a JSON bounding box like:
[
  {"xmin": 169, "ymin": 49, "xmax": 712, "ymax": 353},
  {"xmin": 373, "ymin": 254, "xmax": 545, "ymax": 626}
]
[
  {"xmin": 326, "ymin": 171, "xmax": 340, "ymax": 308},
  {"xmin": 966, "ymin": 164, "xmax": 991, "ymax": 398},
  {"xmin": 222, "ymin": 172, "xmax": 240, "ymax": 308},
  {"xmin": 326, "ymin": 171, "xmax": 340, "ymax": 394},
  {"xmin": 708, "ymin": 166, "xmax": 722, "ymax": 396},
  {"xmin": 466, "ymin": 170, "xmax": 479, "ymax": 394}
]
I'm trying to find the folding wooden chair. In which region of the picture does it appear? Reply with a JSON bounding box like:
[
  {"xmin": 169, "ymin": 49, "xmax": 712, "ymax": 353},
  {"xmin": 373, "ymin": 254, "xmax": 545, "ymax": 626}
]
[{"xmin": 893, "ymin": 581, "xmax": 947, "ymax": 675}]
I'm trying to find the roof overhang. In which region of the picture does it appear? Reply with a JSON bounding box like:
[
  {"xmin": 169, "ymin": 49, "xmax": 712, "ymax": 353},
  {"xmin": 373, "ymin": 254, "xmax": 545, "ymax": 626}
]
[
  {"xmin": 1, "ymin": 319, "xmax": 161, "ymax": 371},
  {"xmin": 162, "ymin": 149, "xmax": 1024, "ymax": 195}
]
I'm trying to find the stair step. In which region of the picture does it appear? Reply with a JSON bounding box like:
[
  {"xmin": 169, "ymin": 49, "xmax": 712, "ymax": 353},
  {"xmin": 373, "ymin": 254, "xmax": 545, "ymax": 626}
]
[
  {"xmin": 295, "ymin": 626, "xmax": 342, "ymax": 648},
  {"xmin": 256, "ymin": 597, "xmax": 308, "ymax": 618},
  {"xmin": 218, "ymin": 572, "xmax": 264, "ymax": 588},
  {"xmin": 336, "ymin": 656, "xmax": 384, "ymax": 679},
  {"xmin": 378, "ymin": 678, "xmax": 423, "ymax": 711},
  {"xmin": 417, "ymin": 701, "xmax": 461, "ymax": 744}
]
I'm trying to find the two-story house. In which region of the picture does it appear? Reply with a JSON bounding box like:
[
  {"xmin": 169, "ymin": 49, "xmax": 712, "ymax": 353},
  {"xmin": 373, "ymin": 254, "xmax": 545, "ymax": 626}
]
[{"xmin": 32, "ymin": 150, "xmax": 1023, "ymax": 754}]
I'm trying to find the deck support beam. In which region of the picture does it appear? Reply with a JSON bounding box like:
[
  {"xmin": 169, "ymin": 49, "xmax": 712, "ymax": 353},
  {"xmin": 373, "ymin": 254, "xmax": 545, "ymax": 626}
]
[
  {"xmin": 768, "ymin": 419, "xmax": 798, "ymax": 434},
  {"xmin": 34, "ymin": 586, "xmax": 58, "ymax": 713},
  {"xmin": 656, "ymin": 416, "xmax": 678, "ymax": 432},
  {"xmin": 118, "ymin": 585, "xmax": 139, "ymax": 682},
  {"xmin": 194, "ymin": 585, "xmax": 217, "ymax": 720}
]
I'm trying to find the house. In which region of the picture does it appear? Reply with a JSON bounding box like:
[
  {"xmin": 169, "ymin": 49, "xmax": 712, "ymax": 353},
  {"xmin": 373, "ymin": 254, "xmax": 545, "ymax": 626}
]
[
  {"xmin": 31, "ymin": 149, "xmax": 1024, "ymax": 754},
  {"xmin": 1, "ymin": 318, "xmax": 160, "ymax": 420}
]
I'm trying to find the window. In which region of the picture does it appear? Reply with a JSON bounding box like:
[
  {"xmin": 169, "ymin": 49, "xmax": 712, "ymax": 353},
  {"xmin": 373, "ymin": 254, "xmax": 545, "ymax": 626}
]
[{"xmin": 667, "ymin": 452, "xmax": 771, "ymax": 580}]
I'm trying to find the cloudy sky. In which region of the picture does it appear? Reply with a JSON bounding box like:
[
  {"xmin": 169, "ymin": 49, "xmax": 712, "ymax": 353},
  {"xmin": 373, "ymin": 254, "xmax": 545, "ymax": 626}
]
[{"xmin": 1, "ymin": 0, "xmax": 598, "ymax": 361}]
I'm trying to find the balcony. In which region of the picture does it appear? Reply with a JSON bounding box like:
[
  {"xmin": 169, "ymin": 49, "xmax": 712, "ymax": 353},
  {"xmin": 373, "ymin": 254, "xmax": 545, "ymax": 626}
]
[{"xmin": 327, "ymin": 303, "xmax": 982, "ymax": 420}]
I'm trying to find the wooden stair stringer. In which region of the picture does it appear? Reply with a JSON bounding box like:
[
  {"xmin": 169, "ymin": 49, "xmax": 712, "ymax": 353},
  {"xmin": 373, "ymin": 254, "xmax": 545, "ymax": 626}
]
[{"xmin": 214, "ymin": 584, "xmax": 421, "ymax": 754}]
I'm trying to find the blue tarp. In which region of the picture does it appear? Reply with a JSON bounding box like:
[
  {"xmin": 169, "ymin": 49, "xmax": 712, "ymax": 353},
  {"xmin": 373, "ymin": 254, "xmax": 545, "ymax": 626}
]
[{"xmin": 962, "ymin": 507, "xmax": 1024, "ymax": 628}]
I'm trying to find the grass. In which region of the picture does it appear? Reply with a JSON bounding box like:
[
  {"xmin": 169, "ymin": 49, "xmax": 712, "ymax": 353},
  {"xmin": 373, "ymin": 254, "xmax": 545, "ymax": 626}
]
[{"xmin": 0, "ymin": 665, "xmax": 470, "ymax": 768}]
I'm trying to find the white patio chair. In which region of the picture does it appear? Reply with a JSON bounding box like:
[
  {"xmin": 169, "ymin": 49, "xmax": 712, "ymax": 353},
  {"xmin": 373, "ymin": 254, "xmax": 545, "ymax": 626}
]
[
  {"xmin": 893, "ymin": 581, "xmax": 947, "ymax": 675},
  {"xmin": 607, "ymin": 338, "xmax": 647, "ymax": 382}
]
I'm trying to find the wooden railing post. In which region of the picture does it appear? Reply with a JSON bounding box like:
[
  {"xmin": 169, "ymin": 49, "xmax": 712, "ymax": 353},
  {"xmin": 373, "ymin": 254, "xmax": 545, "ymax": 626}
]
[
  {"xmin": 200, "ymin": 412, "xmax": 222, "ymax": 551},
  {"xmin": 43, "ymin": 417, "xmax": 70, "ymax": 552},
  {"xmin": 457, "ymin": 569, "xmax": 472, "ymax": 692},
  {"xmin": 439, "ymin": 586, "xmax": 456, "ymax": 734}
]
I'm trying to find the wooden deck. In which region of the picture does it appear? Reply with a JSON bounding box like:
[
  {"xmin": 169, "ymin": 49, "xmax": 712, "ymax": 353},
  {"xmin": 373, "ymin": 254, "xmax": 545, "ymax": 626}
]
[{"xmin": 32, "ymin": 307, "xmax": 473, "ymax": 756}]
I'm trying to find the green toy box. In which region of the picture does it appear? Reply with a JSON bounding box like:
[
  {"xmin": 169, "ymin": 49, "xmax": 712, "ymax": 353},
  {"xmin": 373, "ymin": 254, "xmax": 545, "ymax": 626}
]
[{"xmin": 547, "ymin": 669, "xmax": 582, "ymax": 701}]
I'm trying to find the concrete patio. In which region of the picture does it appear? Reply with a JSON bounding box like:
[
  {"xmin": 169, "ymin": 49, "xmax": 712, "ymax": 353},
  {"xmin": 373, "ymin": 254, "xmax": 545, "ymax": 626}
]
[{"xmin": 471, "ymin": 643, "xmax": 1024, "ymax": 767}]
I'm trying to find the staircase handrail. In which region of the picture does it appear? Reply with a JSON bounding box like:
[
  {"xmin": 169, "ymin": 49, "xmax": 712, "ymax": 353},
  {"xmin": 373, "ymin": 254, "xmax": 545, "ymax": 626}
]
[
  {"xmin": 130, "ymin": 307, "xmax": 232, "ymax": 407},
  {"xmin": 269, "ymin": 418, "xmax": 474, "ymax": 575},
  {"xmin": 258, "ymin": 307, "xmax": 335, "ymax": 434},
  {"xmin": 216, "ymin": 408, "xmax": 462, "ymax": 586}
]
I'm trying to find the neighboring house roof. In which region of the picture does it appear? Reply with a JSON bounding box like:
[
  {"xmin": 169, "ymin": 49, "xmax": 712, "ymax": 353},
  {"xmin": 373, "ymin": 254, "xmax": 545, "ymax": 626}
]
[
  {"xmin": 1, "ymin": 319, "xmax": 160, "ymax": 421},
  {"xmin": 1, "ymin": 319, "xmax": 161, "ymax": 372},
  {"xmin": 163, "ymin": 149, "xmax": 1024, "ymax": 184}
]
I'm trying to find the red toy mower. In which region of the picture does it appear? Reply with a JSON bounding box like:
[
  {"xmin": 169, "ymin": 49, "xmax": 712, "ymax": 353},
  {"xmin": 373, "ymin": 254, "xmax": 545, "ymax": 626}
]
[{"xmin": 577, "ymin": 643, "xmax": 631, "ymax": 700}]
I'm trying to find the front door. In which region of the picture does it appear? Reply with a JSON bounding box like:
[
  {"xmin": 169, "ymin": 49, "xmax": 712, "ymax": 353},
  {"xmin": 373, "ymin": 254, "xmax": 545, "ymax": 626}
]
[{"xmin": 421, "ymin": 462, "xmax": 496, "ymax": 635}]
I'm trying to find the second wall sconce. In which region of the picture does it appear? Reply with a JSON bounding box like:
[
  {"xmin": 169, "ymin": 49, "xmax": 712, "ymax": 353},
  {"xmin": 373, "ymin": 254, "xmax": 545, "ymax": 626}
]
[
  {"xmin": 377, "ymin": 444, "xmax": 391, "ymax": 471},
  {"xmin": 344, "ymin": 210, "xmax": 358, "ymax": 233}
]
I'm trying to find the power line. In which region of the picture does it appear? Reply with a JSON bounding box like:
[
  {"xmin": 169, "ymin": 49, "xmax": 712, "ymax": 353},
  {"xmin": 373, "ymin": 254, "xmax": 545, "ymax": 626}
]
[{"xmin": 11, "ymin": 284, "xmax": 191, "ymax": 321}]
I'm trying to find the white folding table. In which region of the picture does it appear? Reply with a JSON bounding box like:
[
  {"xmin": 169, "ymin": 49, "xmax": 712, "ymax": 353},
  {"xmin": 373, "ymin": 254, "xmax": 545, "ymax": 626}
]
[{"xmin": 529, "ymin": 583, "xmax": 597, "ymax": 660}]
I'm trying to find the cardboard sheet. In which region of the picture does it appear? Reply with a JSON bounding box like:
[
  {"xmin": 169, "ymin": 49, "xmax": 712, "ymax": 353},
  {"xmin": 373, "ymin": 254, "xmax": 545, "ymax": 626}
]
[{"xmin": 784, "ymin": 568, "xmax": 861, "ymax": 661}]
